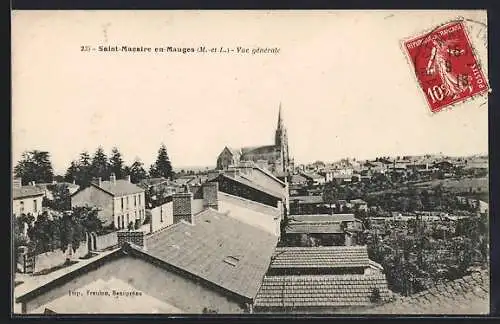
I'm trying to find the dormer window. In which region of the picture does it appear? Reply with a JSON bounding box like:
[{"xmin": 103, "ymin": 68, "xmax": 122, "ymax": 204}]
[{"xmin": 223, "ymin": 256, "xmax": 239, "ymax": 266}]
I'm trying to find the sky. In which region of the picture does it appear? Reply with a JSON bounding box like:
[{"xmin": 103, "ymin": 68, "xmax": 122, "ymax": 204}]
[{"xmin": 12, "ymin": 10, "xmax": 489, "ymax": 175}]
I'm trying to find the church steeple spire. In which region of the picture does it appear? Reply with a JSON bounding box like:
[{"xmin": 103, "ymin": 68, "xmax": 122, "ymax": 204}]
[{"xmin": 277, "ymin": 102, "xmax": 284, "ymax": 130}]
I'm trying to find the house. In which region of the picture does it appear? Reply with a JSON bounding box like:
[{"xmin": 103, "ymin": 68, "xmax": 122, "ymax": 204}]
[
  {"xmin": 289, "ymin": 195, "xmax": 325, "ymax": 215},
  {"xmin": 285, "ymin": 214, "xmax": 364, "ymax": 247},
  {"xmin": 362, "ymin": 269, "xmax": 489, "ymax": 314},
  {"xmin": 254, "ymin": 245, "xmax": 391, "ymax": 313},
  {"xmin": 12, "ymin": 181, "xmax": 45, "ymax": 219},
  {"xmin": 33, "ymin": 181, "xmax": 80, "ymax": 201},
  {"xmin": 301, "ymin": 172, "xmax": 326, "ymax": 186},
  {"xmin": 350, "ymin": 199, "xmax": 368, "ymax": 212},
  {"xmin": 71, "ymin": 173, "xmax": 146, "ymax": 229},
  {"xmin": 209, "ymin": 168, "xmax": 287, "ymax": 210},
  {"xmin": 290, "ymin": 174, "xmax": 308, "ymax": 186},
  {"xmin": 321, "ymin": 167, "xmax": 354, "ymax": 184},
  {"xmin": 16, "ymin": 190, "xmax": 279, "ymax": 314}
]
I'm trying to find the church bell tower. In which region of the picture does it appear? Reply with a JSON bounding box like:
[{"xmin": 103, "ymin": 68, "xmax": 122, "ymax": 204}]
[{"xmin": 275, "ymin": 103, "xmax": 290, "ymax": 173}]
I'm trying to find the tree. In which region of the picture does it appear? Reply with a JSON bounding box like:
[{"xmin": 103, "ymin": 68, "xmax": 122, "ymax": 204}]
[
  {"xmin": 68, "ymin": 151, "xmax": 93, "ymax": 187},
  {"xmin": 14, "ymin": 150, "xmax": 54, "ymax": 184},
  {"xmin": 60, "ymin": 206, "xmax": 102, "ymax": 262},
  {"xmin": 322, "ymin": 182, "xmax": 337, "ymax": 214},
  {"xmin": 109, "ymin": 147, "xmax": 125, "ymax": 180},
  {"xmin": 30, "ymin": 211, "xmax": 55, "ymax": 254},
  {"xmin": 45, "ymin": 183, "xmax": 71, "ymax": 211},
  {"xmin": 91, "ymin": 147, "xmax": 110, "ymax": 179},
  {"xmin": 150, "ymin": 144, "xmax": 173, "ymax": 180},
  {"xmin": 64, "ymin": 160, "xmax": 79, "ymax": 183},
  {"xmin": 128, "ymin": 159, "xmax": 148, "ymax": 184}
]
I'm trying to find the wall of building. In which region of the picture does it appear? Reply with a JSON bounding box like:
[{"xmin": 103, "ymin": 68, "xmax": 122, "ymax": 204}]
[
  {"xmin": 13, "ymin": 196, "xmax": 44, "ymax": 218},
  {"xmin": 149, "ymin": 202, "xmax": 173, "ymax": 233},
  {"xmin": 218, "ymin": 192, "xmax": 281, "ymax": 236},
  {"xmin": 27, "ymin": 232, "xmax": 118, "ymax": 274},
  {"xmin": 71, "ymin": 187, "xmax": 114, "ymax": 226},
  {"xmin": 24, "ymin": 254, "xmax": 246, "ymax": 314},
  {"xmin": 217, "ymin": 149, "xmax": 237, "ymax": 170},
  {"xmin": 113, "ymin": 193, "xmax": 146, "ymax": 229}
]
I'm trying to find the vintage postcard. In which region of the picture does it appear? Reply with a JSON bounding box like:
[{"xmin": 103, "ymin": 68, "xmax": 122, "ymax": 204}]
[{"xmin": 11, "ymin": 10, "xmax": 489, "ymax": 315}]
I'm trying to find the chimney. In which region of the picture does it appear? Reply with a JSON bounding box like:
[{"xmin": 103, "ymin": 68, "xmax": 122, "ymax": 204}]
[
  {"xmin": 117, "ymin": 230, "xmax": 146, "ymax": 250},
  {"xmin": 202, "ymin": 182, "xmax": 219, "ymax": 210},
  {"xmin": 126, "ymin": 174, "xmax": 131, "ymax": 183},
  {"xmin": 98, "ymin": 177, "xmax": 102, "ymax": 187},
  {"xmin": 110, "ymin": 173, "xmax": 116, "ymax": 185},
  {"xmin": 31, "ymin": 181, "xmax": 36, "ymax": 186},
  {"xmin": 172, "ymin": 192, "xmax": 193, "ymax": 224},
  {"xmin": 73, "ymin": 179, "xmax": 76, "ymax": 185}
]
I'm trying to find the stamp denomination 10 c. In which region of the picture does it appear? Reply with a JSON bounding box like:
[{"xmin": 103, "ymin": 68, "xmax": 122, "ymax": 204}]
[{"xmin": 403, "ymin": 20, "xmax": 489, "ymax": 113}]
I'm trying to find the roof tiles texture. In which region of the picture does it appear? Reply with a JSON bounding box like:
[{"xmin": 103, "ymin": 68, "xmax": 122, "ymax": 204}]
[
  {"xmin": 286, "ymin": 222, "xmax": 343, "ymax": 234},
  {"xmin": 94, "ymin": 180, "xmax": 144, "ymax": 197},
  {"xmin": 145, "ymin": 209, "xmax": 279, "ymax": 300},
  {"xmin": 363, "ymin": 269, "xmax": 489, "ymax": 314},
  {"xmin": 290, "ymin": 214, "xmax": 355, "ymax": 222},
  {"xmin": 255, "ymin": 274, "xmax": 391, "ymax": 308},
  {"xmin": 270, "ymin": 246, "xmax": 371, "ymax": 269},
  {"xmin": 13, "ymin": 186, "xmax": 45, "ymax": 199}
]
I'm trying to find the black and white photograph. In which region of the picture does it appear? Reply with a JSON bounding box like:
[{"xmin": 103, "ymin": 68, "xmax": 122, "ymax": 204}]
[{"xmin": 11, "ymin": 10, "xmax": 489, "ymax": 315}]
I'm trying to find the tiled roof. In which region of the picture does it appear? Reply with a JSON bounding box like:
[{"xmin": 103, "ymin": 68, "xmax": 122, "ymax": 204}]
[
  {"xmin": 350, "ymin": 199, "xmax": 367, "ymax": 205},
  {"xmin": 145, "ymin": 209, "xmax": 279, "ymax": 300},
  {"xmin": 93, "ymin": 180, "xmax": 144, "ymax": 197},
  {"xmin": 290, "ymin": 214, "xmax": 355, "ymax": 223},
  {"xmin": 291, "ymin": 174, "xmax": 308, "ymax": 183},
  {"xmin": 270, "ymin": 246, "xmax": 371, "ymax": 269},
  {"xmin": 286, "ymin": 222, "xmax": 343, "ymax": 234},
  {"xmin": 302, "ymin": 173, "xmax": 324, "ymax": 179},
  {"xmin": 31, "ymin": 277, "xmax": 185, "ymax": 314},
  {"xmin": 254, "ymin": 274, "xmax": 391, "ymax": 308},
  {"xmin": 289, "ymin": 196, "xmax": 324, "ymax": 204},
  {"xmin": 12, "ymin": 186, "xmax": 45, "ymax": 199},
  {"xmin": 220, "ymin": 174, "xmax": 284, "ymax": 200},
  {"xmin": 363, "ymin": 269, "xmax": 489, "ymax": 314},
  {"xmin": 139, "ymin": 177, "xmax": 169, "ymax": 187},
  {"xmin": 240, "ymin": 145, "xmax": 276, "ymax": 155}
]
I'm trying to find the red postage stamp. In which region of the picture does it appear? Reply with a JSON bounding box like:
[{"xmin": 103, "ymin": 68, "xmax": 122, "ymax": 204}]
[{"xmin": 403, "ymin": 20, "xmax": 489, "ymax": 113}]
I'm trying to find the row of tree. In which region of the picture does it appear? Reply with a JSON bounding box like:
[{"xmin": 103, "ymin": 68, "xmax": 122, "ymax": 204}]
[
  {"xmin": 14, "ymin": 206, "xmax": 104, "ymax": 261},
  {"xmin": 14, "ymin": 144, "xmax": 174, "ymax": 187}
]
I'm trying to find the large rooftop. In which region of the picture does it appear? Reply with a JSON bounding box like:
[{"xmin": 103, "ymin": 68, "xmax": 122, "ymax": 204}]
[
  {"xmin": 270, "ymin": 246, "xmax": 372, "ymax": 269},
  {"xmin": 362, "ymin": 269, "xmax": 489, "ymax": 314},
  {"xmin": 255, "ymin": 274, "xmax": 391, "ymax": 309},
  {"xmin": 144, "ymin": 208, "xmax": 279, "ymax": 300},
  {"xmin": 13, "ymin": 186, "xmax": 45, "ymax": 199},
  {"xmin": 91, "ymin": 179, "xmax": 144, "ymax": 197}
]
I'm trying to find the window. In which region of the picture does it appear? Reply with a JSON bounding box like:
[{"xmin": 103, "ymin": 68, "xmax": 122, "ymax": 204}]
[
  {"xmin": 134, "ymin": 196, "xmax": 137, "ymax": 207},
  {"xmin": 33, "ymin": 199, "xmax": 38, "ymax": 213},
  {"xmin": 160, "ymin": 208, "xmax": 163, "ymax": 222},
  {"xmin": 126, "ymin": 214, "xmax": 129, "ymax": 227},
  {"xmin": 20, "ymin": 201, "xmax": 25, "ymax": 214},
  {"xmin": 126, "ymin": 196, "xmax": 129, "ymax": 209},
  {"xmin": 135, "ymin": 211, "xmax": 137, "ymax": 220},
  {"xmin": 138, "ymin": 195, "xmax": 141, "ymax": 206},
  {"xmin": 117, "ymin": 216, "xmax": 121, "ymax": 229},
  {"xmin": 121, "ymin": 198, "xmax": 124, "ymax": 210},
  {"xmin": 223, "ymin": 256, "xmax": 240, "ymax": 267}
]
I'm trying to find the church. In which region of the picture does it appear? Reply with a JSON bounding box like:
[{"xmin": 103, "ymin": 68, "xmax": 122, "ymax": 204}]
[{"xmin": 216, "ymin": 104, "xmax": 293, "ymax": 176}]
